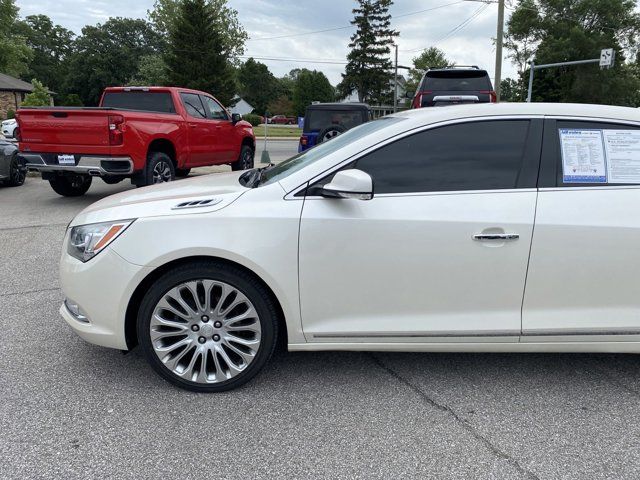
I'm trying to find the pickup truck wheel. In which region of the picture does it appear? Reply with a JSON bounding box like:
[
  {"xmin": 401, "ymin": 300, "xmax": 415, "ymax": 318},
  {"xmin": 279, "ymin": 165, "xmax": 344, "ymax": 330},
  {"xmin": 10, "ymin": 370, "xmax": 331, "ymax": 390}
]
[
  {"xmin": 231, "ymin": 145, "xmax": 254, "ymax": 171},
  {"xmin": 175, "ymin": 168, "xmax": 191, "ymax": 178},
  {"xmin": 48, "ymin": 174, "xmax": 92, "ymax": 197},
  {"xmin": 146, "ymin": 152, "xmax": 175, "ymax": 185}
]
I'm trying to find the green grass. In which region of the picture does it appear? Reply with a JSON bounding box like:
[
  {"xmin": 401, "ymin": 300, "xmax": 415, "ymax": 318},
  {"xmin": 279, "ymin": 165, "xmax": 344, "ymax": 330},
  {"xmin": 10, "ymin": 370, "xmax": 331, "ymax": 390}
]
[{"xmin": 252, "ymin": 125, "xmax": 302, "ymax": 138}]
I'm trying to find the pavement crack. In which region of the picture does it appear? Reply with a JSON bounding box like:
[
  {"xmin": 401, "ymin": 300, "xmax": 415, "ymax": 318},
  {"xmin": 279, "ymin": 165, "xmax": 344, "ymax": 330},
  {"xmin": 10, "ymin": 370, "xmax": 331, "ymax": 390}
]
[
  {"xmin": 368, "ymin": 353, "xmax": 540, "ymax": 480},
  {"xmin": 0, "ymin": 287, "xmax": 61, "ymax": 298}
]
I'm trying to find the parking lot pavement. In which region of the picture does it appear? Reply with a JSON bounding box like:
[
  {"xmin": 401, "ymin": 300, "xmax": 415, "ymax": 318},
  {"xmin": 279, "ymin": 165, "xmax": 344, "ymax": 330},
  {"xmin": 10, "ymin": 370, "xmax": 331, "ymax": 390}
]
[{"xmin": 2, "ymin": 155, "xmax": 640, "ymax": 478}]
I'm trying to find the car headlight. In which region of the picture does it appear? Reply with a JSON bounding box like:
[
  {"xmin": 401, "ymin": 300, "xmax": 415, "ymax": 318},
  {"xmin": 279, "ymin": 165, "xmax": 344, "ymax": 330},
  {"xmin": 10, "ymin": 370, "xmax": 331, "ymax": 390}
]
[{"xmin": 67, "ymin": 219, "xmax": 134, "ymax": 262}]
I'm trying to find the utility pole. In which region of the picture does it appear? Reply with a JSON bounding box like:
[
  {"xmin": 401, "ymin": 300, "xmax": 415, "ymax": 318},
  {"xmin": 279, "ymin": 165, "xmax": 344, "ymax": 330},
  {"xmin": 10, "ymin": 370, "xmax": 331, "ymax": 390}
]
[
  {"xmin": 394, "ymin": 43, "xmax": 399, "ymax": 112},
  {"xmin": 494, "ymin": 0, "xmax": 505, "ymax": 102}
]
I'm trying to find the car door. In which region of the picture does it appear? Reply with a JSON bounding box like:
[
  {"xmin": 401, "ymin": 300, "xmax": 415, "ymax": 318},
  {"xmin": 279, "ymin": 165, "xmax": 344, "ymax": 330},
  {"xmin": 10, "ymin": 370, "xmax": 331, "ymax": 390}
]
[
  {"xmin": 298, "ymin": 118, "xmax": 543, "ymax": 342},
  {"xmin": 200, "ymin": 95, "xmax": 237, "ymax": 162},
  {"xmin": 522, "ymin": 118, "xmax": 640, "ymax": 338},
  {"xmin": 180, "ymin": 92, "xmax": 216, "ymax": 166}
]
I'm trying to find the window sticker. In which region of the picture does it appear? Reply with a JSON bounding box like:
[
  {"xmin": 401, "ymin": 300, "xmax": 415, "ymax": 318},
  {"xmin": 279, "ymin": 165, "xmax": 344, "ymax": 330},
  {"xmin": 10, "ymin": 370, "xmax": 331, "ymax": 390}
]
[
  {"xmin": 603, "ymin": 130, "xmax": 640, "ymax": 184},
  {"xmin": 559, "ymin": 129, "xmax": 607, "ymax": 183}
]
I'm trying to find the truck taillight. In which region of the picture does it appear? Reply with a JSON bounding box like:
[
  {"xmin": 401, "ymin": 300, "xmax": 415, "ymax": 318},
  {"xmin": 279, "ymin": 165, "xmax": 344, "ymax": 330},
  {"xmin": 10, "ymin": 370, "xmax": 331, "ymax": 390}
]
[
  {"xmin": 481, "ymin": 90, "xmax": 497, "ymax": 103},
  {"xmin": 108, "ymin": 115, "xmax": 124, "ymax": 146},
  {"xmin": 14, "ymin": 127, "xmax": 20, "ymax": 142},
  {"xmin": 300, "ymin": 135, "xmax": 308, "ymax": 146}
]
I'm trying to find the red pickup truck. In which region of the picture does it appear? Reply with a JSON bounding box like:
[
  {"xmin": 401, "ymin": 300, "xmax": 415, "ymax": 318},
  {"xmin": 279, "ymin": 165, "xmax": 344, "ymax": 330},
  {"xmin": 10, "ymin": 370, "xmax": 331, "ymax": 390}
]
[
  {"xmin": 17, "ymin": 86, "xmax": 256, "ymax": 196},
  {"xmin": 268, "ymin": 115, "xmax": 297, "ymax": 125}
]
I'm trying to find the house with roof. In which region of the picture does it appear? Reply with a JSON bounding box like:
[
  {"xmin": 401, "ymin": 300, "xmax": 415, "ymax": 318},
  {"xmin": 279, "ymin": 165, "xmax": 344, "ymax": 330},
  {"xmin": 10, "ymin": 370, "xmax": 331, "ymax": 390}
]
[{"xmin": 0, "ymin": 73, "xmax": 54, "ymax": 119}]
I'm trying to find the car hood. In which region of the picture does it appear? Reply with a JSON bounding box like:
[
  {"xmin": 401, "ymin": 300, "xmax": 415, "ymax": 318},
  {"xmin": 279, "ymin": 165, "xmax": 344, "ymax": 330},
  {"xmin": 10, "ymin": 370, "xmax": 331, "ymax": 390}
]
[{"xmin": 70, "ymin": 171, "xmax": 249, "ymax": 227}]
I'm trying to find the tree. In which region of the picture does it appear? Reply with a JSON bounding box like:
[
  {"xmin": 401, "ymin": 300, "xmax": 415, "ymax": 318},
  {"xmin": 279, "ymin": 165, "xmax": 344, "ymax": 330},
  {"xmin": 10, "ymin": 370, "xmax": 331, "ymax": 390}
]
[
  {"xmin": 164, "ymin": 0, "xmax": 236, "ymax": 106},
  {"xmin": 0, "ymin": 0, "xmax": 32, "ymax": 76},
  {"xmin": 65, "ymin": 18, "xmax": 161, "ymax": 105},
  {"xmin": 499, "ymin": 78, "xmax": 525, "ymax": 102},
  {"xmin": 293, "ymin": 69, "xmax": 334, "ymax": 116},
  {"xmin": 338, "ymin": 0, "xmax": 398, "ymax": 104},
  {"xmin": 406, "ymin": 47, "xmax": 449, "ymax": 94},
  {"xmin": 149, "ymin": 0, "xmax": 247, "ymax": 60},
  {"xmin": 130, "ymin": 54, "xmax": 168, "ymax": 86},
  {"xmin": 13, "ymin": 15, "xmax": 74, "ymax": 94},
  {"xmin": 506, "ymin": 0, "xmax": 640, "ymax": 105},
  {"xmin": 21, "ymin": 79, "xmax": 51, "ymax": 106},
  {"xmin": 238, "ymin": 58, "xmax": 279, "ymax": 114},
  {"xmin": 267, "ymin": 96, "xmax": 295, "ymax": 116}
]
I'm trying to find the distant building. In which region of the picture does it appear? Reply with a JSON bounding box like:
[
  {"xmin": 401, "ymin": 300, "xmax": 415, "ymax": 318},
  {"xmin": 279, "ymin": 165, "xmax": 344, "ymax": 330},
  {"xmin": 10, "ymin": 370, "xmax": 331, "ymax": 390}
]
[
  {"xmin": 0, "ymin": 73, "xmax": 54, "ymax": 118},
  {"xmin": 229, "ymin": 97, "xmax": 254, "ymax": 116}
]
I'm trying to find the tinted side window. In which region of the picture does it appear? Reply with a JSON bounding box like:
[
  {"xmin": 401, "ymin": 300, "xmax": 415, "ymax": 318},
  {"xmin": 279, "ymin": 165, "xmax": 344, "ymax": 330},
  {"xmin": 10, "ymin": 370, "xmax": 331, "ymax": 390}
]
[
  {"xmin": 551, "ymin": 121, "xmax": 640, "ymax": 187},
  {"xmin": 355, "ymin": 120, "xmax": 530, "ymax": 194},
  {"xmin": 201, "ymin": 96, "xmax": 228, "ymax": 120},
  {"xmin": 180, "ymin": 93, "xmax": 206, "ymax": 119}
]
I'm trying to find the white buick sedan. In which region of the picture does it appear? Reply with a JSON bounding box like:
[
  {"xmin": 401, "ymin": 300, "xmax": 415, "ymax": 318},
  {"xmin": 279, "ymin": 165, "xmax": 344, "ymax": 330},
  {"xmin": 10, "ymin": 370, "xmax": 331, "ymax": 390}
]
[{"xmin": 61, "ymin": 103, "xmax": 640, "ymax": 392}]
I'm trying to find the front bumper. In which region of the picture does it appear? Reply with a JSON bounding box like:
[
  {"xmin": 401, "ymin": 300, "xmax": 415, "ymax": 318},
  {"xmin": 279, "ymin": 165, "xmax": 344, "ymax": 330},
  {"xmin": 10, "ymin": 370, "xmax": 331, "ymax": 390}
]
[
  {"xmin": 60, "ymin": 246, "xmax": 153, "ymax": 350},
  {"xmin": 20, "ymin": 153, "xmax": 134, "ymax": 176}
]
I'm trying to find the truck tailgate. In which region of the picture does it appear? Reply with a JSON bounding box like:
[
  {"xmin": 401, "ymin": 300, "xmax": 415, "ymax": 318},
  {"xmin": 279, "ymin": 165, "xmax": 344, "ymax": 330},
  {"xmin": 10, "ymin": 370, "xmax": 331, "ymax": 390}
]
[{"xmin": 17, "ymin": 108, "xmax": 110, "ymax": 149}]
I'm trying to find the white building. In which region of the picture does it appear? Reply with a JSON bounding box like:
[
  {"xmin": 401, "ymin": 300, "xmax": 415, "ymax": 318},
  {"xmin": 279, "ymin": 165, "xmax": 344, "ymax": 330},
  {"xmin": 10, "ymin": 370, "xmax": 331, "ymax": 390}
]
[{"xmin": 229, "ymin": 97, "xmax": 254, "ymax": 116}]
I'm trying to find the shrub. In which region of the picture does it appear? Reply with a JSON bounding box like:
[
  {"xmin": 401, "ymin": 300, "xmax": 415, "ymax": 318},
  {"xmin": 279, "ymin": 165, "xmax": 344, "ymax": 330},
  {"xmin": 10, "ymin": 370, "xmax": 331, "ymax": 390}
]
[
  {"xmin": 21, "ymin": 79, "xmax": 52, "ymax": 107},
  {"xmin": 242, "ymin": 113, "xmax": 262, "ymax": 126},
  {"xmin": 6, "ymin": 109, "xmax": 15, "ymax": 119}
]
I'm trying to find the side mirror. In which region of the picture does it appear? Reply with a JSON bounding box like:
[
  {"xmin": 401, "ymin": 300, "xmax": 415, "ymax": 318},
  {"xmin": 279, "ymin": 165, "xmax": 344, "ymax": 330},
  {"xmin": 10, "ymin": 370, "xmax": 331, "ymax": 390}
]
[
  {"xmin": 322, "ymin": 169, "xmax": 373, "ymax": 200},
  {"xmin": 404, "ymin": 90, "xmax": 414, "ymax": 99},
  {"xmin": 231, "ymin": 113, "xmax": 242, "ymax": 124}
]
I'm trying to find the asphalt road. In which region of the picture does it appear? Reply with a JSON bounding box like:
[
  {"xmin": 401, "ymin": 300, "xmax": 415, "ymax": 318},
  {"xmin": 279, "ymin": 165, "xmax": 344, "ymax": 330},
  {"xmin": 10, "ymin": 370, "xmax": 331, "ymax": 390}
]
[{"xmin": 2, "ymin": 142, "xmax": 640, "ymax": 479}]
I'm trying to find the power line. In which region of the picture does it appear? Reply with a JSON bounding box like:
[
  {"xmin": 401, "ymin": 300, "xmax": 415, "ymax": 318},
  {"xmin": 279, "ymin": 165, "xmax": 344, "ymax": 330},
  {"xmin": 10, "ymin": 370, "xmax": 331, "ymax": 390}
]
[
  {"xmin": 400, "ymin": 3, "xmax": 489, "ymax": 53},
  {"xmin": 246, "ymin": 0, "xmax": 466, "ymax": 41}
]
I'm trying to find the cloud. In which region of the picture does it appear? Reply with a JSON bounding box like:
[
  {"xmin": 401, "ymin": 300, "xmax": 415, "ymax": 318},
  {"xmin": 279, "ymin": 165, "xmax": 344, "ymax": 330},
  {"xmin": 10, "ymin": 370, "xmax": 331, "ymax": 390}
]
[{"xmin": 15, "ymin": 0, "xmax": 518, "ymax": 85}]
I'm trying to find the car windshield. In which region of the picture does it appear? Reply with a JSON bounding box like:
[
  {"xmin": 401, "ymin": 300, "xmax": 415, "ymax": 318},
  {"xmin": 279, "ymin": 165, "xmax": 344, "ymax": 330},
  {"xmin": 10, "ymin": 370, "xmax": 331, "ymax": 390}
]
[{"xmin": 258, "ymin": 117, "xmax": 405, "ymax": 187}]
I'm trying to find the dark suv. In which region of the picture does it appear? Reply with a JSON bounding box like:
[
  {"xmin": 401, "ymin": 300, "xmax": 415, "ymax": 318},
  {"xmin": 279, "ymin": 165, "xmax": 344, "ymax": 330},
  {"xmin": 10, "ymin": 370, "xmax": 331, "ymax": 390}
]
[
  {"xmin": 298, "ymin": 103, "xmax": 371, "ymax": 152},
  {"xmin": 411, "ymin": 66, "xmax": 496, "ymax": 108}
]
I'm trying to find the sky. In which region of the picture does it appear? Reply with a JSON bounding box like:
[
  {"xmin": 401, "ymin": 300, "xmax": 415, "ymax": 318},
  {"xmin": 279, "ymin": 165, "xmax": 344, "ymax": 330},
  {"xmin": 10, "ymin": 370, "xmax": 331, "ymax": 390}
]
[{"xmin": 15, "ymin": 0, "xmax": 518, "ymax": 85}]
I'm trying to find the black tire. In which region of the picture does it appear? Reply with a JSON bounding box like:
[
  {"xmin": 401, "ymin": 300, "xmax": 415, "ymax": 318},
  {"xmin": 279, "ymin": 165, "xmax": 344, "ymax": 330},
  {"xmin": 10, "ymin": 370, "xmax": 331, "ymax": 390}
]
[
  {"xmin": 144, "ymin": 151, "xmax": 175, "ymax": 186},
  {"xmin": 317, "ymin": 125, "xmax": 346, "ymax": 144},
  {"xmin": 48, "ymin": 174, "xmax": 92, "ymax": 197},
  {"xmin": 5, "ymin": 153, "xmax": 25, "ymax": 187},
  {"xmin": 231, "ymin": 145, "xmax": 254, "ymax": 171},
  {"xmin": 175, "ymin": 168, "xmax": 191, "ymax": 178},
  {"xmin": 137, "ymin": 261, "xmax": 279, "ymax": 392}
]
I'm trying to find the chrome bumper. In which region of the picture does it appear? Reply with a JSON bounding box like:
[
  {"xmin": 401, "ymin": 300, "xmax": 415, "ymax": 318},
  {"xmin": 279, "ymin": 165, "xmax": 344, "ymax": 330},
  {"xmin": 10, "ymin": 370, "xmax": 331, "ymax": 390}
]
[{"xmin": 20, "ymin": 153, "xmax": 134, "ymax": 176}]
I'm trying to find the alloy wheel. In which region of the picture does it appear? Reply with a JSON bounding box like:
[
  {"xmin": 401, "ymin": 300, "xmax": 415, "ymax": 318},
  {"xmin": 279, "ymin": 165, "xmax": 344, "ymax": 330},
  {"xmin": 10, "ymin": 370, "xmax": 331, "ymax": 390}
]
[
  {"xmin": 150, "ymin": 280, "xmax": 262, "ymax": 384},
  {"xmin": 10, "ymin": 156, "xmax": 25, "ymax": 185},
  {"xmin": 152, "ymin": 161, "xmax": 172, "ymax": 183}
]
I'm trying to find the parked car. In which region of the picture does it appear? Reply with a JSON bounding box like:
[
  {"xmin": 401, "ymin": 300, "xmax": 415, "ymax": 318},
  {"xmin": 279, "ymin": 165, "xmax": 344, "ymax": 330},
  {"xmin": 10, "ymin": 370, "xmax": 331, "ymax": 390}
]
[
  {"xmin": 0, "ymin": 140, "xmax": 25, "ymax": 186},
  {"xmin": 16, "ymin": 86, "xmax": 255, "ymax": 197},
  {"xmin": 59, "ymin": 102, "xmax": 640, "ymax": 393},
  {"xmin": 298, "ymin": 102, "xmax": 371, "ymax": 152},
  {"xmin": 1, "ymin": 118, "xmax": 18, "ymax": 138},
  {"xmin": 410, "ymin": 66, "xmax": 496, "ymax": 108},
  {"xmin": 268, "ymin": 115, "xmax": 297, "ymax": 125}
]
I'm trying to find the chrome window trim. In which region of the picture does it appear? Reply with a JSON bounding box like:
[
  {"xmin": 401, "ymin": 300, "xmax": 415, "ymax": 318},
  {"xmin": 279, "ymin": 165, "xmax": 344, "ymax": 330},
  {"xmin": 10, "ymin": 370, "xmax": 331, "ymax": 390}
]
[{"xmin": 284, "ymin": 114, "xmax": 544, "ymax": 200}]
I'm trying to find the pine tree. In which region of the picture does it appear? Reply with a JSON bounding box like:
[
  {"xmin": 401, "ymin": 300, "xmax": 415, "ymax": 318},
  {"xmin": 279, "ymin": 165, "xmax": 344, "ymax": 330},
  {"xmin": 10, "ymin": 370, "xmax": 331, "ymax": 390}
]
[
  {"xmin": 338, "ymin": 0, "xmax": 398, "ymax": 104},
  {"xmin": 164, "ymin": 0, "xmax": 236, "ymax": 106}
]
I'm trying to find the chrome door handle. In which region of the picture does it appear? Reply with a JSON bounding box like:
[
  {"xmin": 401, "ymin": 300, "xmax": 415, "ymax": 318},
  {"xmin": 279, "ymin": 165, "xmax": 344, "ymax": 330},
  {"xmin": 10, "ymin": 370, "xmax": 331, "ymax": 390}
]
[{"xmin": 473, "ymin": 233, "xmax": 519, "ymax": 241}]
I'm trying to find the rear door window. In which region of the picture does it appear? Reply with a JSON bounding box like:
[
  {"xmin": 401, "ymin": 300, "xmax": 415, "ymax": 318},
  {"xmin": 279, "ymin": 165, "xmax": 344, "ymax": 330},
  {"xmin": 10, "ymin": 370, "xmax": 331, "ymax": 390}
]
[
  {"xmin": 101, "ymin": 91, "xmax": 175, "ymax": 113},
  {"xmin": 306, "ymin": 110, "xmax": 365, "ymax": 131},
  {"xmin": 539, "ymin": 120, "xmax": 640, "ymax": 187},
  {"xmin": 180, "ymin": 93, "xmax": 207, "ymax": 119}
]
